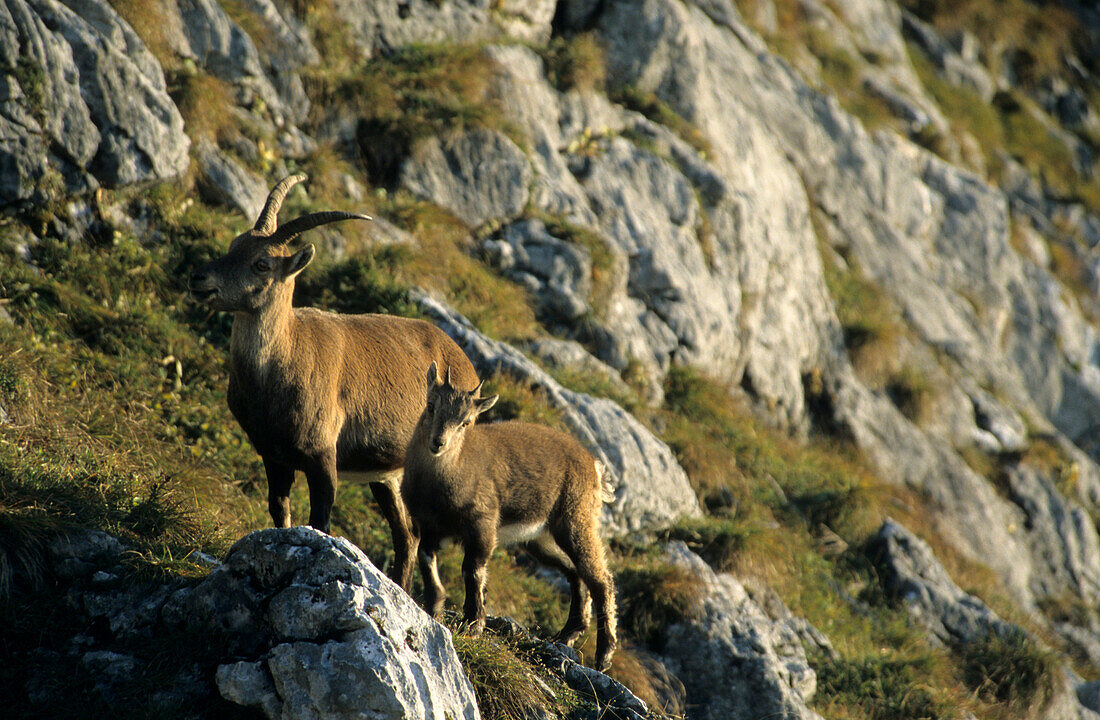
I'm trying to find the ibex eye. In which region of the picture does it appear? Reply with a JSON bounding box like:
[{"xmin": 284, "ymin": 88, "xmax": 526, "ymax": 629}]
[{"xmin": 254, "ymin": 258, "xmax": 273, "ymax": 272}]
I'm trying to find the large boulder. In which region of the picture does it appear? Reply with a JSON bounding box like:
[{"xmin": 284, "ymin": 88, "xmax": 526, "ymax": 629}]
[
  {"xmin": 867, "ymin": 519, "xmax": 1014, "ymax": 645},
  {"xmin": 197, "ymin": 528, "xmax": 481, "ymax": 720}
]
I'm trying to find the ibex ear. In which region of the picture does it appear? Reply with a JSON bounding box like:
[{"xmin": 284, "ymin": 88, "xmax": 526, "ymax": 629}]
[
  {"xmin": 426, "ymin": 361, "xmax": 440, "ymax": 389},
  {"xmin": 474, "ymin": 394, "xmax": 498, "ymax": 415},
  {"xmin": 285, "ymin": 244, "xmax": 315, "ymax": 278}
]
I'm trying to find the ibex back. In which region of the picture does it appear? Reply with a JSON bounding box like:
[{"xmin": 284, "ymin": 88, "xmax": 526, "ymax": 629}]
[{"xmin": 188, "ymin": 175, "xmax": 479, "ymax": 590}]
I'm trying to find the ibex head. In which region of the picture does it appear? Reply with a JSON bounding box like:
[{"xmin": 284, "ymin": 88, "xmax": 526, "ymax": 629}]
[
  {"xmin": 420, "ymin": 361, "xmax": 498, "ymax": 456},
  {"xmin": 188, "ymin": 174, "xmax": 370, "ymax": 312}
]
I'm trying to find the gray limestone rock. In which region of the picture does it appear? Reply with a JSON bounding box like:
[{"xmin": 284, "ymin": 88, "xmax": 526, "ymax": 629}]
[
  {"xmin": 168, "ymin": 0, "xmax": 309, "ymax": 125},
  {"xmin": 400, "ymin": 128, "xmax": 531, "ymax": 228},
  {"xmin": 212, "ymin": 527, "xmax": 481, "ymax": 720},
  {"xmin": 485, "ymin": 43, "xmax": 837, "ymax": 428},
  {"xmin": 1, "ymin": 0, "xmax": 188, "ymax": 205},
  {"xmin": 658, "ymin": 542, "xmax": 824, "ymax": 720},
  {"xmin": 484, "ymin": 219, "xmax": 593, "ymax": 322},
  {"xmin": 868, "ymin": 518, "xmax": 1013, "ymax": 644},
  {"xmin": 415, "ymin": 292, "xmax": 701, "ymax": 536},
  {"xmin": 195, "ymin": 139, "xmax": 269, "ymax": 220},
  {"xmin": 520, "ymin": 337, "xmax": 632, "ymax": 398}
]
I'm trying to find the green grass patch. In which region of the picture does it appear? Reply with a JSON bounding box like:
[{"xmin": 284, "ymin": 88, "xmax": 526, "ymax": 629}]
[
  {"xmin": 959, "ymin": 629, "xmax": 1059, "ymax": 716},
  {"xmin": 306, "ymin": 43, "xmax": 520, "ymax": 185},
  {"xmin": 615, "ymin": 559, "xmax": 705, "ymax": 650},
  {"xmin": 900, "ymin": 0, "xmax": 1081, "ymax": 89},
  {"xmin": 661, "ymin": 366, "xmax": 874, "ymax": 536},
  {"xmin": 815, "ymin": 653, "xmax": 960, "ymax": 720},
  {"xmin": 452, "ymin": 631, "xmax": 577, "ymax": 720}
]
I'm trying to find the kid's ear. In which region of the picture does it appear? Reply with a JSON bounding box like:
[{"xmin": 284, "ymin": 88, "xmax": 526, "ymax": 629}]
[
  {"xmin": 426, "ymin": 361, "xmax": 440, "ymax": 389},
  {"xmin": 286, "ymin": 244, "xmax": 316, "ymax": 277},
  {"xmin": 474, "ymin": 394, "xmax": 498, "ymax": 415}
]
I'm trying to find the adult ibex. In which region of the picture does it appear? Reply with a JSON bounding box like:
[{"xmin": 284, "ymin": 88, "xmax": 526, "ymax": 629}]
[
  {"xmin": 188, "ymin": 175, "xmax": 479, "ymax": 590},
  {"xmin": 403, "ymin": 362, "xmax": 618, "ymax": 670}
]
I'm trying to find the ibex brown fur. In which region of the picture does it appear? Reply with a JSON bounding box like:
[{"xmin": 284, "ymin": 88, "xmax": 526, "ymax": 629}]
[
  {"xmin": 188, "ymin": 175, "xmax": 478, "ymax": 590},
  {"xmin": 403, "ymin": 362, "xmax": 618, "ymax": 670}
]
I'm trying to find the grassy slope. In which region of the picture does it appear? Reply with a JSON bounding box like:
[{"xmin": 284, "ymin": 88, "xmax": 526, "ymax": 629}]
[{"xmin": 0, "ymin": 2, "xmax": 1076, "ymax": 719}]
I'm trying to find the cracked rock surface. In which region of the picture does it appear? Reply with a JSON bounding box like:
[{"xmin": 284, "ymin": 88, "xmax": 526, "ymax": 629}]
[{"xmin": 207, "ymin": 527, "xmax": 480, "ymax": 720}]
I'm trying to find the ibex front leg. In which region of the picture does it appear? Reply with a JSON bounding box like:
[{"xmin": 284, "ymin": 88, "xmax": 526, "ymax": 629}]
[
  {"xmin": 264, "ymin": 458, "xmax": 295, "ymax": 528},
  {"xmin": 461, "ymin": 527, "xmax": 496, "ymax": 635},
  {"xmin": 303, "ymin": 450, "xmax": 338, "ymax": 532}
]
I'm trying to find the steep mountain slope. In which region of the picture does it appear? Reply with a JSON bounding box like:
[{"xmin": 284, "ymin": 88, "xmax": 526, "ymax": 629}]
[{"xmin": 7, "ymin": 0, "xmax": 1100, "ymax": 718}]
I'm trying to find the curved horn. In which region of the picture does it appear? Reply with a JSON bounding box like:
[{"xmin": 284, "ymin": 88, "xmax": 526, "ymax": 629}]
[
  {"xmin": 255, "ymin": 174, "xmax": 308, "ymax": 235},
  {"xmin": 267, "ymin": 211, "xmax": 372, "ymax": 246},
  {"xmin": 445, "ymin": 365, "xmax": 453, "ymax": 388},
  {"xmin": 472, "ymin": 379, "xmax": 484, "ymax": 397}
]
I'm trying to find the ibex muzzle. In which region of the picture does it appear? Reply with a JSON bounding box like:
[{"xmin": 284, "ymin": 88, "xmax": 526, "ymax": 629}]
[{"xmin": 190, "ymin": 175, "xmax": 480, "ymax": 592}]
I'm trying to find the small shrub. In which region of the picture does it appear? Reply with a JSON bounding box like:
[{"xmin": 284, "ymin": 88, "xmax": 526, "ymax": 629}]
[
  {"xmin": 664, "ymin": 515, "xmax": 760, "ymax": 572},
  {"xmin": 109, "ymin": 0, "xmax": 176, "ymax": 68},
  {"xmin": 170, "ymin": 72, "xmax": 238, "ymax": 142},
  {"xmin": 884, "ymin": 365, "xmax": 935, "ymax": 425},
  {"xmin": 959, "ymin": 629, "xmax": 1058, "ymax": 715},
  {"xmin": 293, "ymin": 248, "xmax": 418, "ymax": 318},
  {"xmin": 820, "ymin": 248, "xmax": 904, "ymax": 383},
  {"xmin": 616, "ymin": 561, "xmax": 705, "ymax": 649},
  {"xmin": 541, "ymin": 33, "xmax": 607, "ymax": 93},
  {"xmin": 307, "ymin": 44, "xmax": 516, "ymax": 185},
  {"xmin": 12, "ymin": 55, "xmax": 46, "ymax": 122},
  {"xmin": 452, "ymin": 631, "xmax": 575, "ymax": 720}
]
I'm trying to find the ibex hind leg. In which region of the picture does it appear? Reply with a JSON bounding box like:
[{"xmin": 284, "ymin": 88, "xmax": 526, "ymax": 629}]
[
  {"xmin": 554, "ymin": 523, "xmax": 617, "ymax": 672},
  {"xmin": 526, "ymin": 534, "xmax": 590, "ymax": 646},
  {"xmin": 366, "ymin": 470, "xmax": 418, "ymax": 592}
]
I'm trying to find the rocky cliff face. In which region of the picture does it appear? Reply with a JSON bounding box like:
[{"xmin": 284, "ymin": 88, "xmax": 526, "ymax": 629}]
[{"xmin": 9, "ymin": 0, "xmax": 1100, "ymax": 718}]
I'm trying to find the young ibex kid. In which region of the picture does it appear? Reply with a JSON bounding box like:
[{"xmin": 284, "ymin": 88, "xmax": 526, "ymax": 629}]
[
  {"xmin": 188, "ymin": 175, "xmax": 479, "ymax": 590},
  {"xmin": 403, "ymin": 362, "xmax": 618, "ymax": 670}
]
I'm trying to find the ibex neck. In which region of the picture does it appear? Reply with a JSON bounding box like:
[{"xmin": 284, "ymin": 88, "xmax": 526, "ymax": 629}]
[{"xmin": 230, "ymin": 297, "xmax": 294, "ymax": 376}]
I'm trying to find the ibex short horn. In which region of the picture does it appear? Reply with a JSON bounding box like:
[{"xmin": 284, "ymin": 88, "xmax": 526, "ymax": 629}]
[{"xmin": 188, "ymin": 176, "xmax": 479, "ymax": 592}]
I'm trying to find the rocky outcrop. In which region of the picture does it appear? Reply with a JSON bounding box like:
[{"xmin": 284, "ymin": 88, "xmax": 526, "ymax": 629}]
[
  {"xmin": 471, "ymin": 42, "xmax": 838, "ymax": 427},
  {"xmin": 656, "ymin": 542, "xmax": 824, "ymax": 720},
  {"xmin": 401, "ymin": 128, "xmax": 531, "ymax": 228},
  {"xmin": 200, "ymin": 528, "xmax": 479, "ymax": 720},
  {"xmin": 0, "ymin": 0, "xmax": 189, "ymax": 205},
  {"xmin": 583, "ymin": 0, "xmax": 1100, "ymax": 617},
  {"xmin": 28, "ymin": 527, "xmax": 481, "ymax": 720},
  {"xmin": 868, "ymin": 519, "xmax": 1014, "ymax": 645},
  {"xmin": 868, "ymin": 519, "xmax": 1100, "ymax": 720},
  {"xmin": 415, "ymin": 292, "xmax": 701, "ymax": 537}
]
